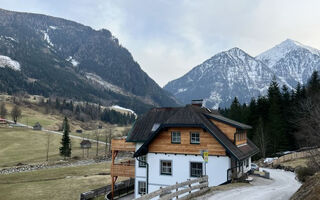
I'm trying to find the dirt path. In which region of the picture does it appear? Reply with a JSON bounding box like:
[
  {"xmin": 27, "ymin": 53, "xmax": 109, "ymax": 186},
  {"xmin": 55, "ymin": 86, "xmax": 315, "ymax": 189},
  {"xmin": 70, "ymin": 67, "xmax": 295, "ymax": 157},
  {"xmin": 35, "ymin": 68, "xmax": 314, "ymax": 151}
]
[{"xmin": 203, "ymin": 168, "xmax": 301, "ymax": 200}]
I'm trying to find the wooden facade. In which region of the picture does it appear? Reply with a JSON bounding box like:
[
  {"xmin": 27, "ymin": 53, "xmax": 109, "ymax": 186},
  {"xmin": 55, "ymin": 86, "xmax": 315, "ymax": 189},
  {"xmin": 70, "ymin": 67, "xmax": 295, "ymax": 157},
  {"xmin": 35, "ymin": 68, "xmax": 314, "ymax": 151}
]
[
  {"xmin": 211, "ymin": 119, "xmax": 247, "ymax": 146},
  {"xmin": 111, "ymin": 138, "xmax": 135, "ymax": 199},
  {"xmin": 148, "ymin": 127, "xmax": 226, "ymax": 156},
  {"xmin": 211, "ymin": 119, "xmax": 236, "ymax": 142},
  {"xmin": 111, "ymin": 161, "xmax": 135, "ymax": 177},
  {"xmin": 111, "ymin": 138, "xmax": 135, "ymax": 151},
  {"xmin": 235, "ymin": 131, "xmax": 247, "ymax": 146}
]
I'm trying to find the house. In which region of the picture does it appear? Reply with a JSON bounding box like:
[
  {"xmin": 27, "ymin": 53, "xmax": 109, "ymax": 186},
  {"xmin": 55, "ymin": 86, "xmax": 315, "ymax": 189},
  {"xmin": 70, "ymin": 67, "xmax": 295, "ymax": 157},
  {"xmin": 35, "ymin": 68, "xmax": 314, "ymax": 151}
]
[
  {"xmin": 33, "ymin": 122, "xmax": 42, "ymax": 130},
  {"xmin": 76, "ymin": 129, "xmax": 83, "ymax": 134},
  {"xmin": 110, "ymin": 100, "xmax": 259, "ymax": 199},
  {"xmin": 0, "ymin": 118, "xmax": 7, "ymax": 126}
]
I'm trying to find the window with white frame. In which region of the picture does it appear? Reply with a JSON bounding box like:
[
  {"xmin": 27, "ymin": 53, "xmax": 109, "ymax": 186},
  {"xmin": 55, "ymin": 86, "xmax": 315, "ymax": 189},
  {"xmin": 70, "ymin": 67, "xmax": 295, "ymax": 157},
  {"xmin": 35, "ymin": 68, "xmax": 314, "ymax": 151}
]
[
  {"xmin": 139, "ymin": 155, "xmax": 146, "ymax": 168},
  {"xmin": 160, "ymin": 160, "xmax": 172, "ymax": 175},
  {"xmin": 190, "ymin": 132, "xmax": 200, "ymax": 144},
  {"xmin": 171, "ymin": 131, "xmax": 181, "ymax": 144},
  {"xmin": 245, "ymin": 158, "xmax": 249, "ymax": 167},
  {"xmin": 190, "ymin": 162, "xmax": 203, "ymax": 177},
  {"xmin": 138, "ymin": 181, "xmax": 146, "ymax": 195}
]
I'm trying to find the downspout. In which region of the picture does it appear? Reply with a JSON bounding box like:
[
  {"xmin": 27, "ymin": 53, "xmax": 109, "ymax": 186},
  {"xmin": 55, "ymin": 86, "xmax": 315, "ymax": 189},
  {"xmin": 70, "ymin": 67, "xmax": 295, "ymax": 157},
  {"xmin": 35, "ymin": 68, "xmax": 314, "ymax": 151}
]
[{"xmin": 136, "ymin": 157, "xmax": 149, "ymax": 194}]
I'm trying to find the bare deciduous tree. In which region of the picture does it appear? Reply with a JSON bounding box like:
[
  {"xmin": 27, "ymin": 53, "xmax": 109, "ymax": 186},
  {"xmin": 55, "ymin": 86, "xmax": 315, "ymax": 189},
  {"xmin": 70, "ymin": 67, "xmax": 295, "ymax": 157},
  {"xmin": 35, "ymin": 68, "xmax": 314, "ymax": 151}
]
[
  {"xmin": 0, "ymin": 102, "xmax": 7, "ymax": 118},
  {"xmin": 94, "ymin": 129, "xmax": 100, "ymax": 157},
  {"xmin": 11, "ymin": 105, "xmax": 22, "ymax": 123},
  {"xmin": 253, "ymin": 117, "xmax": 268, "ymax": 158},
  {"xmin": 294, "ymin": 96, "xmax": 320, "ymax": 169}
]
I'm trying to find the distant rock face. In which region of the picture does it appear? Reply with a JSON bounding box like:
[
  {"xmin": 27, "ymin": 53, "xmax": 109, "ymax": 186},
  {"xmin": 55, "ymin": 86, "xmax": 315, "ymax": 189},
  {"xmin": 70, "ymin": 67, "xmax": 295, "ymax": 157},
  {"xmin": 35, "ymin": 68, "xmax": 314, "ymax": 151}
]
[
  {"xmin": 164, "ymin": 39, "xmax": 320, "ymax": 108},
  {"xmin": 0, "ymin": 8, "xmax": 179, "ymax": 114},
  {"xmin": 256, "ymin": 39, "xmax": 320, "ymax": 88}
]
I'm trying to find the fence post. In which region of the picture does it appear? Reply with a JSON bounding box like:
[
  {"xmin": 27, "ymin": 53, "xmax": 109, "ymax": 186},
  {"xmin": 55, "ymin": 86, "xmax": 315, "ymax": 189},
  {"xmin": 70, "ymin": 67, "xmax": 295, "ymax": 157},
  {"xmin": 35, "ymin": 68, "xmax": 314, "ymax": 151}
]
[{"xmin": 176, "ymin": 182, "xmax": 179, "ymax": 199}]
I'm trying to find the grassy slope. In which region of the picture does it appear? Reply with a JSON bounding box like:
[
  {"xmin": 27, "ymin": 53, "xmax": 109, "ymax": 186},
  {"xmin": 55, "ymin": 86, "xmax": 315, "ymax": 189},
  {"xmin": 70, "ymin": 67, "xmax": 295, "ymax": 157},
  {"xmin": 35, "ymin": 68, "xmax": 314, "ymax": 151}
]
[
  {"xmin": 290, "ymin": 173, "xmax": 320, "ymax": 200},
  {"xmin": 0, "ymin": 163, "xmax": 112, "ymax": 200},
  {"xmin": 0, "ymin": 95, "xmax": 132, "ymax": 200},
  {"xmin": 0, "ymin": 127, "xmax": 106, "ymax": 167}
]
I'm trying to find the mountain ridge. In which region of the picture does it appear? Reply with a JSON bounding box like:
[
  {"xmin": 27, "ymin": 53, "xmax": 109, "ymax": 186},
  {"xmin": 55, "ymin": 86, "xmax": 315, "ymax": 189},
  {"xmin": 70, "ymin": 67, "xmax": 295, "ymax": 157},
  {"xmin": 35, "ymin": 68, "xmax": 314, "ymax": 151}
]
[
  {"xmin": 164, "ymin": 39, "xmax": 320, "ymax": 108},
  {"xmin": 0, "ymin": 8, "xmax": 179, "ymax": 114}
]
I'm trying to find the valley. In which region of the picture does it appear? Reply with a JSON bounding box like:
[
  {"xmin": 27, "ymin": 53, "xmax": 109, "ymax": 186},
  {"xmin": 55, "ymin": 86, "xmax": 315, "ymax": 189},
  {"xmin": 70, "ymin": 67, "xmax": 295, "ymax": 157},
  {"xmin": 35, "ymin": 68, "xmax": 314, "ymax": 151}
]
[{"xmin": 0, "ymin": 94, "xmax": 131, "ymax": 200}]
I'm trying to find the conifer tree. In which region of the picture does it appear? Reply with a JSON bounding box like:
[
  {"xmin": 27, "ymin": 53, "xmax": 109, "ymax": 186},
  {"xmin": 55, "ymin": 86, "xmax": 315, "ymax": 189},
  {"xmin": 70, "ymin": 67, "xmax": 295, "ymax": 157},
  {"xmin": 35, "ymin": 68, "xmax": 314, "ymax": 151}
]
[
  {"xmin": 59, "ymin": 117, "xmax": 71, "ymax": 159},
  {"xmin": 229, "ymin": 97, "xmax": 242, "ymax": 122},
  {"xmin": 307, "ymin": 71, "xmax": 320, "ymax": 95}
]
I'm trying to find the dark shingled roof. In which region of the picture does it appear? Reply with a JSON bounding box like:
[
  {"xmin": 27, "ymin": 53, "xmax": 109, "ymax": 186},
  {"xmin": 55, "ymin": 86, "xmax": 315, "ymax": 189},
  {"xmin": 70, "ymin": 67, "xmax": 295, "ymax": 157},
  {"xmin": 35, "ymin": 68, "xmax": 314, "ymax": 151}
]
[
  {"xmin": 127, "ymin": 105, "xmax": 259, "ymax": 161},
  {"xmin": 205, "ymin": 113, "xmax": 252, "ymax": 129}
]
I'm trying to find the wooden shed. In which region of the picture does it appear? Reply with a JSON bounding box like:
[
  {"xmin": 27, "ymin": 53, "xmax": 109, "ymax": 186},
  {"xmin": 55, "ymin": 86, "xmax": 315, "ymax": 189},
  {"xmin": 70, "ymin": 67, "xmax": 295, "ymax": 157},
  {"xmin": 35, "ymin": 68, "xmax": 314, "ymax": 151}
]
[
  {"xmin": 80, "ymin": 140, "xmax": 92, "ymax": 149},
  {"xmin": 33, "ymin": 122, "xmax": 42, "ymax": 130}
]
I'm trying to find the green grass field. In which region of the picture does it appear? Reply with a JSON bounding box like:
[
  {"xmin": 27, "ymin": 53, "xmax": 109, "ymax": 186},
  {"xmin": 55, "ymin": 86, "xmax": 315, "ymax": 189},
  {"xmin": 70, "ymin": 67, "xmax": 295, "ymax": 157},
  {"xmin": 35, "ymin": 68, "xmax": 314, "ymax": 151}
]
[
  {"xmin": 0, "ymin": 127, "xmax": 106, "ymax": 168},
  {"xmin": 0, "ymin": 162, "xmax": 112, "ymax": 200}
]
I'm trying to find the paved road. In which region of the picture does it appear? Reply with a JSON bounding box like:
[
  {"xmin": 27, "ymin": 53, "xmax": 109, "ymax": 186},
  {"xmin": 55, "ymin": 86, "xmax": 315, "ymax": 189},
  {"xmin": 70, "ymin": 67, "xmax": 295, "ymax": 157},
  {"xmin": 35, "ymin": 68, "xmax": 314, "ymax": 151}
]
[{"xmin": 206, "ymin": 168, "xmax": 301, "ymax": 200}]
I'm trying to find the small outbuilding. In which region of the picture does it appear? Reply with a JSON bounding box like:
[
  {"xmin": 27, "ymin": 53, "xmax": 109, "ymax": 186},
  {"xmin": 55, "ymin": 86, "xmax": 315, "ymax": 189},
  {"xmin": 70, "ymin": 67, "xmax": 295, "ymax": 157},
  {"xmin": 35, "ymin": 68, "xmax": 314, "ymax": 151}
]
[
  {"xmin": 76, "ymin": 129, "xmax": 83, "ymax": 134},
  {"xmin": 80, "ymin": 140, "xmax": 92, "ymax": 149},
  {"xmin": 0, "ymin": 118, "xmax": 7, "ymax": 124},
  {"xmin": 33, "ymin": 122, "xmax": 42, "ymax": 130}
]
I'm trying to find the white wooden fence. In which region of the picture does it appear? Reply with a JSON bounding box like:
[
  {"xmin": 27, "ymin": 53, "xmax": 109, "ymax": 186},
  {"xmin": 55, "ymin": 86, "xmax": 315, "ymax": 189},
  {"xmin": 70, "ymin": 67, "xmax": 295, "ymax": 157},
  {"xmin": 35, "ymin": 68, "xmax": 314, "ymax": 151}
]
[{"xmin": 135, "ymin": 176, "xmax": 209, "ymax": 200}]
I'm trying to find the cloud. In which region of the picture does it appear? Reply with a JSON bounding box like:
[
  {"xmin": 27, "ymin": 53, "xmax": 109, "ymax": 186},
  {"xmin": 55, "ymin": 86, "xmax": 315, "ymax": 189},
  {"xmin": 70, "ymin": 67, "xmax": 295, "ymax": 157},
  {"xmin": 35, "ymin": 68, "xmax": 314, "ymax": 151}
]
[{"xmin": 1, "ymin": 0, "xmax": 320, "ymax": 86}]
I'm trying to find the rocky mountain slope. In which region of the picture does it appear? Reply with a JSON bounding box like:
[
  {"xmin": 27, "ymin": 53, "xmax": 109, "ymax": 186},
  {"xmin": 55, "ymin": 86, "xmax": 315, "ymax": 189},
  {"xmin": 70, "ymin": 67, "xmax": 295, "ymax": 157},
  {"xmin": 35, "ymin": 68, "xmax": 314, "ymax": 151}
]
[
  {"xmin": 0, "ymin": 8, "xmax": 179, "ymax": 114},
  {"xmin": 164, "ymin": 39, "xmax": 320, "ymax": 108}
]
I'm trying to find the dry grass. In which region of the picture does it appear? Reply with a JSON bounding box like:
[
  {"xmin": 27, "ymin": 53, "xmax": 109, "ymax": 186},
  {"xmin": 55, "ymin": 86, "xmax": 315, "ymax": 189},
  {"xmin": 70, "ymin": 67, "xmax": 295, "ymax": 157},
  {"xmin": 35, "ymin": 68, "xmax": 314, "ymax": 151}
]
[
  {"xmin": 1, "ymin": 95, "xmax": 131, "ymax": 141},
  {"xmin": 0, "ymin": 127, "xmax": 106, "ymax": 168},
  {"xmin": 0, "ymin": 162, "xmax": 111, "ymax": 200},
  {"xmin": 280, "ymin": 158, "xmax": 308, "ymax": 168}
]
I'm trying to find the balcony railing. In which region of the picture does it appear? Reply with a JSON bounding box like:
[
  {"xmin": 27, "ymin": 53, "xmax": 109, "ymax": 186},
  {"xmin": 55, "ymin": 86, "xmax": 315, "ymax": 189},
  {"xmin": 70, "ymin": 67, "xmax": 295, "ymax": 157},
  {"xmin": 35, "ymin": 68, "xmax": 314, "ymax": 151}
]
[{"xmin": 111, "ymin": 160, "xmax": 135, "ymax": 178}]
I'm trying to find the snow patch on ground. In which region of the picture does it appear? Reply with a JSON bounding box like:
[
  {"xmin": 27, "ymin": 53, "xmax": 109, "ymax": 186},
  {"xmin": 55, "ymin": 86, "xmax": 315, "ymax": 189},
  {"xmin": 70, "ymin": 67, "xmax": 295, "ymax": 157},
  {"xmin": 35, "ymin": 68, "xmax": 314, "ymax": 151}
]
[
  {"xmin": 204, "ymin": 91, "xmax": 222, "ymax": 109},
  {"xmin": 175, "ymin": 88, "xmax": 187, "ymax": 94},
  {"xmin": 111, "ymin": 105, "xmax": 136, "ymax": 116},
  {"xmin": 66, "ymin": 56, "xmax": 79, "ymax": 67},
  {"xmin": 49, "ymin": 26, "xmax": 57, "ymax": 30},
  {"xmin": 5, "ymin": 36, "xmax": 17, "ymax": 42},
  {"xmin": 0, "ymin": 55, "xmax": 21, "ymax": 71},
  {"xmin": 40, "ymin": 30, "xmax": 54, "ymax": 47}
]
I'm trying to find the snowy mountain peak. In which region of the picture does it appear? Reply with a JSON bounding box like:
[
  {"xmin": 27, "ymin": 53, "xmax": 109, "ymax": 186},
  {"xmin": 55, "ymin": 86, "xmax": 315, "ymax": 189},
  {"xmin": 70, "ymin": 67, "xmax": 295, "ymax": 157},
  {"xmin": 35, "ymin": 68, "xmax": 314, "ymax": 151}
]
[
  {"xmin": 165, "ymin": 39, "xmax": 320, "ymax": 109},
  {"xmin": 256, "ymin": 39, "xmax": 320, "ymax": 66},
  {"xmin": 223, "ymin": 47, "xmax": 247, "ymax": 57}
]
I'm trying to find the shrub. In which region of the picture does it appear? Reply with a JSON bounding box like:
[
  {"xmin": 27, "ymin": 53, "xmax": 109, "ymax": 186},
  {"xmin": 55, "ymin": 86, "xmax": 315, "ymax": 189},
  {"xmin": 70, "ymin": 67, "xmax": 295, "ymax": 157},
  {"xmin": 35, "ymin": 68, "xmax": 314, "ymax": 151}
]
[{"xmin": 296, "ymin": 167, "xmax": 316, "ymax": 182}]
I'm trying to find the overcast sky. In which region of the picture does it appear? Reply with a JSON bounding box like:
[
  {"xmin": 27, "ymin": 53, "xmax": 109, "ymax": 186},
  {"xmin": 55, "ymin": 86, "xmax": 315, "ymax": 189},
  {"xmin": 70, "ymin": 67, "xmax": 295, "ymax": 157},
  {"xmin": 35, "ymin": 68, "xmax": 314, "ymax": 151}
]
[{"xmin": 1, "ymin": 0, "xmax": 320, "ymax": 86}]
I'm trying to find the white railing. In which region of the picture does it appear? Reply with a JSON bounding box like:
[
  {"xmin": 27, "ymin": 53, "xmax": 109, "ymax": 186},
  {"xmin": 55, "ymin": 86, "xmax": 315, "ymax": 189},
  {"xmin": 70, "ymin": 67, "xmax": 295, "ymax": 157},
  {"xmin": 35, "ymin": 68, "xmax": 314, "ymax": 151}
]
[{"xmin": 135, "ymin": 175, "xmax": 209, "ymax": 200}]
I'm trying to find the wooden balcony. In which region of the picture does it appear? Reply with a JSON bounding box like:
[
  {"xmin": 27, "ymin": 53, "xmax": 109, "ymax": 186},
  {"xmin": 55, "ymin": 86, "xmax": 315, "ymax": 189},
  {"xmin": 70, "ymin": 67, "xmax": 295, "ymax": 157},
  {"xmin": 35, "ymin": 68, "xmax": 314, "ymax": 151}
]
[
  {"xmin": 111, "ymin": 160, "xmax": 135, "ymax": 178},
  {"xmin": 111, "ymin": 137, "xmax": 135, "ymax": 152}
]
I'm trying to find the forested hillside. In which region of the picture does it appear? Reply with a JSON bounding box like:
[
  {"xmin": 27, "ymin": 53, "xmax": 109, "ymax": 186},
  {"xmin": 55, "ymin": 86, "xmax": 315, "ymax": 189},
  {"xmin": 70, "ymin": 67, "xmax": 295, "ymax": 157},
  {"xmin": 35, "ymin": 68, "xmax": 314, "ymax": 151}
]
[
  {"xmin": 220, "ymin": 71, "xmax": 320, "ymax": 158},
  {"xmin": 0, "ymin": 8, "xmax": 179, "ymax": 114}
]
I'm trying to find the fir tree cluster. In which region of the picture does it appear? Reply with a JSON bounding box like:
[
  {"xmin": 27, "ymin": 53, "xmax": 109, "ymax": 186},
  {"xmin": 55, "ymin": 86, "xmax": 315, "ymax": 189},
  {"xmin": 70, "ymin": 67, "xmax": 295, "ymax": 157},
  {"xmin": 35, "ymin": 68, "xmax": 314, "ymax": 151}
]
[{"xmin": 220, "ymin": 71, "xmax": 320, "ymax": 158}]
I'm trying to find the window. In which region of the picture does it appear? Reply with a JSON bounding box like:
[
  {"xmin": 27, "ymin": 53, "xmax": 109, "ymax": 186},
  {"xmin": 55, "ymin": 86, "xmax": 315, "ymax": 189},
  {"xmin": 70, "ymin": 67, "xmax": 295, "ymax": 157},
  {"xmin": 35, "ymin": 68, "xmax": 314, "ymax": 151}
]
[
  {"xmin": 139, "ymin": 155, "xmax": 146, "ymax": 168},
  {"xmin": 245, "ymin": 159, "xmax": 249, "ymax": 167},
  {"xmin": 160, "ymin": 160, "xmax": 172, "ymax": 175},
  {"xmin": 171, "ymin": 131, "xmax": 181, "ymax": 144},
  {"xmin": 138, "ymin": 181, "xmax": 146, "ymax": 195},
  {"xmin": 190, "ymin": 162, "xmax": 203, "ymax": 177},
  {"xmin": 190, "ymin": 132, "xmax": 200, "ymax": 144}
]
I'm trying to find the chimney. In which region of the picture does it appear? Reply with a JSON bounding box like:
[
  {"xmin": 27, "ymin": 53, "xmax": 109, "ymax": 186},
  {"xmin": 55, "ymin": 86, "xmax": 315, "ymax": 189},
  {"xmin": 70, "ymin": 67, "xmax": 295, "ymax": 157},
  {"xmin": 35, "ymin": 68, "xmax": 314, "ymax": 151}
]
[{"xmin": 191, "ymin": 99, "xmax": 203, "ymax": 107}]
